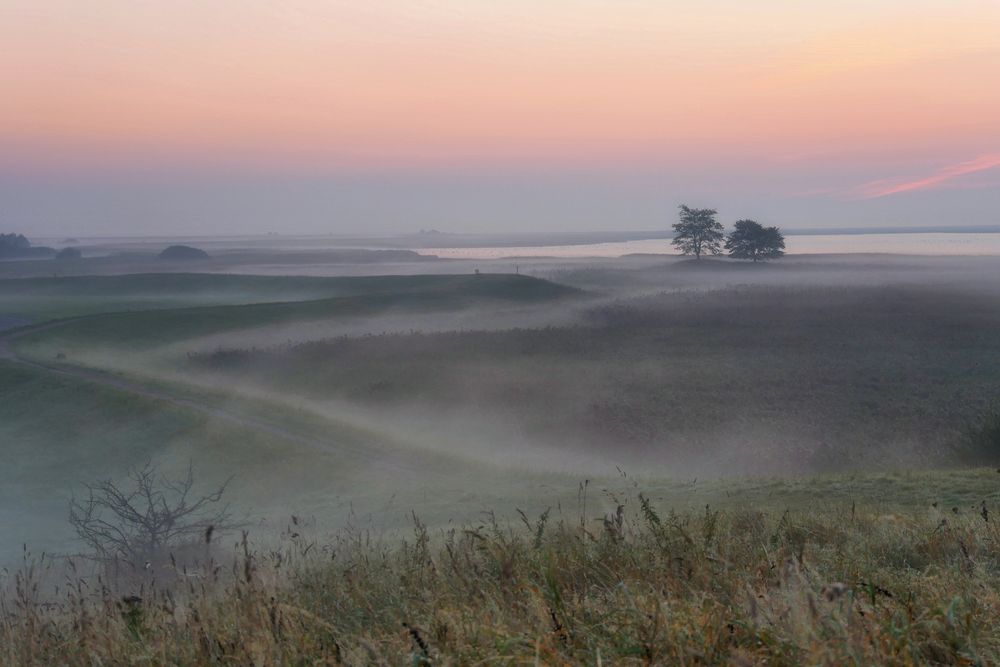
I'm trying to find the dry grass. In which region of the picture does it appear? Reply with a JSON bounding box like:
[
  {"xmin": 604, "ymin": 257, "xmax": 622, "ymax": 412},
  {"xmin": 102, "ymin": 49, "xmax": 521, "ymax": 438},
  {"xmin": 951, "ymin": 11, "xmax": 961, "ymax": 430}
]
[{"xmin": 4, "ymin": 488, "xmax": 1000, "ymax": 665}]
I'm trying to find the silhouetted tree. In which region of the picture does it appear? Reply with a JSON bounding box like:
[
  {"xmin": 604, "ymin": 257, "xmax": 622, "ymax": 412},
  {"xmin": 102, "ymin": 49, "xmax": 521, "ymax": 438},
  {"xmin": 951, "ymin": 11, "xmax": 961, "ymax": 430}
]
[
  {"xmin": 0, "ymin": 233, "xmax": 31, "ymax": 258},
  {"xmin": 69, "ymin": 462, "xmax": 238, "ymax": 571},
  {"xmin": 725, "ymin": 219, "xmax": 785, "ymax": 262},
  {"xmin": 672, "ymin": 205, "xmax": 724, "ymax": 259},
  {"xmin": 0, "ymin": 233, "xmax": 55, "ymax": 258},
  {"xmin": 0, "ymin": 233, "xmax": 30, "ymax": 250}
]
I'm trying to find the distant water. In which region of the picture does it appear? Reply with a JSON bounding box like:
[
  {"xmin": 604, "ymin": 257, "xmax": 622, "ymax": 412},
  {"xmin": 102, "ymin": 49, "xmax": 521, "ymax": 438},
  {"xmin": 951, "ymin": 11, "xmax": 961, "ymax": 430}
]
[
  {"xmin": 29, "ymin": 231, "xmax": 1000, "ymax": 260},
  {"xmin": 419, "ymin": 233, "xmax": 1000, "ymax": 259}
]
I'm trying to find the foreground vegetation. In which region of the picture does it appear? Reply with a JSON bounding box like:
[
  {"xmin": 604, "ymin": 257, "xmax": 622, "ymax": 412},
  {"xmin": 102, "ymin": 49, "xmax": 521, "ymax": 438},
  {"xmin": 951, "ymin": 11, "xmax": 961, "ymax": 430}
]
[{"xmin": 4, "ymin": 486, "xmax": 1000, "ymax": 665}]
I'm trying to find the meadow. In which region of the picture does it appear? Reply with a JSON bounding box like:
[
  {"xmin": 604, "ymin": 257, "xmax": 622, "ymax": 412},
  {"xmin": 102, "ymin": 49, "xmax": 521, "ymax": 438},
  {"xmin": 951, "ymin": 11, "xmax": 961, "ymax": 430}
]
[
  {"xmin": 0, "ymin": 272, "xmax": 582, "ymax": 564},
  {"xmin": 3, "ymin": 252, "xmax": 1000, "ymax": 663},
  {"xmin": 0, "ymin": 272, "xmax": 575, "ymax": 323},
  {"xmin": 183, "ymin": 284, "xmax": 1000, "ymax": 475}
]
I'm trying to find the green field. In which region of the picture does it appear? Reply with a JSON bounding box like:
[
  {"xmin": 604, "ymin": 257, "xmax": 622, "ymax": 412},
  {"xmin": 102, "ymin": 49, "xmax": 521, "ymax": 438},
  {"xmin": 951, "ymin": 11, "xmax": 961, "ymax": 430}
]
[
  {"xmin": 13, "ymin": 339, "xmax": 998, "ymax": 575},
  {"xmin": 173, "ymin": 284, "xmax": 1000, "ymax": 475},
  {"xmin": 5, "ymin": 260, "xmax": 1000, "ymax": 663},
  {"xmin": 0, "ymin": 273, "xmax": 585, "ymax": 563},
  {"xmin": 0, "ymin": 360, "xmax": 386, "ymax": 563},
  {"xmin": 0, "ymin": 271, "xmax": 576, "ymax": 322}
]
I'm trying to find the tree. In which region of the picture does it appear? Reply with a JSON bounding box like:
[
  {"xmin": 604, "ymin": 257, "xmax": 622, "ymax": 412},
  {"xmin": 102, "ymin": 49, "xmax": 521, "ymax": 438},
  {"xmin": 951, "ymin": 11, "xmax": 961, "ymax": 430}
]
[
  {"xmin": 0, "ymin": 233, "xmax": 54, "ymax": 259},
  {"xmin": 672, "ymin": 205, "xmax": 724, "ymax": 259},
  {"xmin": 0, "ymin": 233, "xmax": 31, "ymax": 258},
  {"xmin": 69, "ymin": 462, "xmax": 239, "ymax": 571},
  {"xmin": 725, "ymin": 219, "xmax": 785, "ymax": 262}
]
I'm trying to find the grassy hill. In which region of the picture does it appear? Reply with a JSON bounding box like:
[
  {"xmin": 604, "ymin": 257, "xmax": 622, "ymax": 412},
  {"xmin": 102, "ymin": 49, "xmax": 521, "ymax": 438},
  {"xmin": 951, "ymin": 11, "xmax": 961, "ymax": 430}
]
[
  {"xmin": 0, "ymin": 361, "xmax": 371, "ymax": 564},
  {"xmin": 10, "ymin": 273, "xmax": 580, "ymax": 353},
  {"xmin": 184, "ymin": 284, "xmax": 1000, "ymax": 474},
  {"xmin": 6, "ymin": 267, "xmax": 1000, "ymax": 662},
  {"xmin": 0, "ymin": 271, "xmax": 591, "ymax": 566},
  {"xmin": 0, "ymin": 272, "xmax": 577, "ymax": 322}
]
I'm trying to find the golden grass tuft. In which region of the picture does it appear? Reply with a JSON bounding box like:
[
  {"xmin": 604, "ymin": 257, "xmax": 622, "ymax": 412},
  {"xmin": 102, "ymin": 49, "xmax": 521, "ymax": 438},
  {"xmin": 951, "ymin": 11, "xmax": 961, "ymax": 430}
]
[{"xmin": 4, "ymin": 493, "xmax": 1000, "ymax": 665}]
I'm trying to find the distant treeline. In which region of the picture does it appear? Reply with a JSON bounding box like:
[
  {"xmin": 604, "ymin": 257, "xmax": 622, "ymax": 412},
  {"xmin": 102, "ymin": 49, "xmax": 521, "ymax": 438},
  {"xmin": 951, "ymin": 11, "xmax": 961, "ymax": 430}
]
[
  {"xmin": 0, "ymin": 233, "xmax": 85, "ymax": 260},
  {"xmin": 0, "ymin": 233, "xmax": 54, "ymax": 259}
]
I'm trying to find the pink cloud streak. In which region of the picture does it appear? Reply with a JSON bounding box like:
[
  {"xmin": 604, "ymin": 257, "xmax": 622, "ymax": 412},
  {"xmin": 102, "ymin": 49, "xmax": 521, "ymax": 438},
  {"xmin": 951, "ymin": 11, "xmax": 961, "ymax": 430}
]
[{"xmin": 853, "ymin": 153, "xmax": 1000, "ymax": 199}]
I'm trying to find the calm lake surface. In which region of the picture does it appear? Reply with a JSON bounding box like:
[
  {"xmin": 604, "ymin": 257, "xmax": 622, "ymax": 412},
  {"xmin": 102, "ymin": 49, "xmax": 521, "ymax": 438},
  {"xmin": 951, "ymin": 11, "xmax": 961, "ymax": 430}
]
[{"xmin": 419, "ymin": 233, "xmax": 1000, "ymax": 259}]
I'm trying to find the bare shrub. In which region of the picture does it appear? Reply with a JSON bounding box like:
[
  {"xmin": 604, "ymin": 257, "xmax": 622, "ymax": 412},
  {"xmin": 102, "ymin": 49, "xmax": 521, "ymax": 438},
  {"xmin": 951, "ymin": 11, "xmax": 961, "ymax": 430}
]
[{"xmin": 68, "ymin": 462, "xmax": 239, "ymax": 577}]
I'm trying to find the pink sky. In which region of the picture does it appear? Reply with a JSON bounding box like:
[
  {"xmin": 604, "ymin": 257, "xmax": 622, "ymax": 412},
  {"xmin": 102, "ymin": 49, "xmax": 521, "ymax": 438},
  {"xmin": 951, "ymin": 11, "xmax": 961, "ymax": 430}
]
[
  {"xmin": 2, "ymin": 1, "xmax": 999, "ymax": 234},
  {"xmin": 853, "ymin": 155, "xmax": 1000, "ymax": 199}
]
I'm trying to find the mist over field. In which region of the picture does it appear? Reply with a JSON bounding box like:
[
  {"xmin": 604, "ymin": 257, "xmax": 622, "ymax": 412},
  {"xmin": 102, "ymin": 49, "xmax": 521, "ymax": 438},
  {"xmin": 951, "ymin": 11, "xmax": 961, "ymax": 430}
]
[
  {"xmin": 6, "ymin": 231, "xmax": 1000, "ymax": 665},
  {"xmin": 5, "ymin": 218, "xmax": 1000, "ymax": 666},
  {"xmin": 5, "ymin": 0, "xmax": 1000, "ymax": 661},
  {"xmin": 1, "ymin": 245, "xmax": 999, "ymax": 556}
]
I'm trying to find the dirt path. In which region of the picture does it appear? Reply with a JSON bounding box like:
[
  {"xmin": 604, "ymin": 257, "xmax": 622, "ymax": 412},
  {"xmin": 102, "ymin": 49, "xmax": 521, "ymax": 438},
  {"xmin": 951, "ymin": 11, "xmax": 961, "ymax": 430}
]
[
  {"xmin": 0, "ymin": 320, "xmax": 419, "ymax": 473},
  {"xmin": 0, "ymin": 319, "xmax": 72, "ymax": 359}
]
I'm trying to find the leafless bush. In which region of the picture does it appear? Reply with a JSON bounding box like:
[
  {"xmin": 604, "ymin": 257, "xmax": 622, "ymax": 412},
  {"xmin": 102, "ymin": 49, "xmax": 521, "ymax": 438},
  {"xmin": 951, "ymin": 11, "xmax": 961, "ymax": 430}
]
[{"xmin": 68, "ymin": 462, "xmax": 239, "ymax": 575}]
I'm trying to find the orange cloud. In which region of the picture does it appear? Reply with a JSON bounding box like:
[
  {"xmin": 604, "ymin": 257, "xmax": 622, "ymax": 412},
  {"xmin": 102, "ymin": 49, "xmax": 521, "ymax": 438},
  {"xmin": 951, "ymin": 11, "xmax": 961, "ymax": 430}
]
[{"xmin": 853, "ymin": 154, "xmax": 1000, "ymax": 199}]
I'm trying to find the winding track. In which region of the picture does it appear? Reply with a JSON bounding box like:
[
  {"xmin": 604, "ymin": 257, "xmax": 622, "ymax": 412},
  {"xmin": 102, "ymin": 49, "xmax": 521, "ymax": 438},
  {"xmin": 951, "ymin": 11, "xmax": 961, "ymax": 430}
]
[{"xmin": 0, "ymin": 319, "xmax": 421, "ymax": 473}]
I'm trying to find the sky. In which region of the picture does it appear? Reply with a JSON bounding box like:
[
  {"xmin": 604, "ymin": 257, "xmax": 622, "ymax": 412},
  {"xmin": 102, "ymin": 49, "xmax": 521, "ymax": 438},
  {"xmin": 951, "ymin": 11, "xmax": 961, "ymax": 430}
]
[{"xmin": 2, "ymin": 0, "xmax": 999, "ymax": 237}]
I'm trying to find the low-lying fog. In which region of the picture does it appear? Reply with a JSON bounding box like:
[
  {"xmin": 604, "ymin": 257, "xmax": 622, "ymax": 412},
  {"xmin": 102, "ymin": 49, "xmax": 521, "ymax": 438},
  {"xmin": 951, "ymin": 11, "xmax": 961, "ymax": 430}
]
[
  {"xmin": 22, "ymin": 253, "xmax": 1000, "ymax": 474},
  {"xmin": 6, "ymin": 248, "xmax": 1000, "ymax": 568}
]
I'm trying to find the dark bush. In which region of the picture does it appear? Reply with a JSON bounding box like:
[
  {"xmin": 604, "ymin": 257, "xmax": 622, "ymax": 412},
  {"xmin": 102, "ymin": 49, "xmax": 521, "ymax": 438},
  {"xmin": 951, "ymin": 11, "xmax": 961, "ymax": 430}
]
[{"xmin": 158, "ymin": 245, "xmax": 209, "ymax": 260}]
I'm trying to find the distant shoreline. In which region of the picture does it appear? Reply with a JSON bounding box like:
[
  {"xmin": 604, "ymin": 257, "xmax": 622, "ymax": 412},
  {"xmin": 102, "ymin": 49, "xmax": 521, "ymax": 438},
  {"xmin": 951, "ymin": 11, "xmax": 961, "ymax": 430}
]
[
  {"xmin": 28, "ymin": 224, "xmax": 1000, "ymax": 250},
  {"xmin": 783, "ymin": 225, "xmax": 1000, "ymax": 236}
]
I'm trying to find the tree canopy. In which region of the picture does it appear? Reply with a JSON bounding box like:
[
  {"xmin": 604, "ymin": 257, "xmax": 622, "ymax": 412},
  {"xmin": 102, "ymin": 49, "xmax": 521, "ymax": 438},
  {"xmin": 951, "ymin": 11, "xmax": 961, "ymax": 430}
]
[
  {"xmin": 725, "ymin": 219, "xmax": 785, "ymax": 262},
  {"xmin": 0, "ymin": 233, "xmax": 30, "ymax": 251},
  {"xmin": 0, "ymin": 233, "xmax": 31, "ymax": 258},
  {"xmin": 672, "ymin": 205, "xmax": 724, "ymax": 259},
  {"xmin": 0, "ymin": 233, "xmax": 54, "ymax": 259}
]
